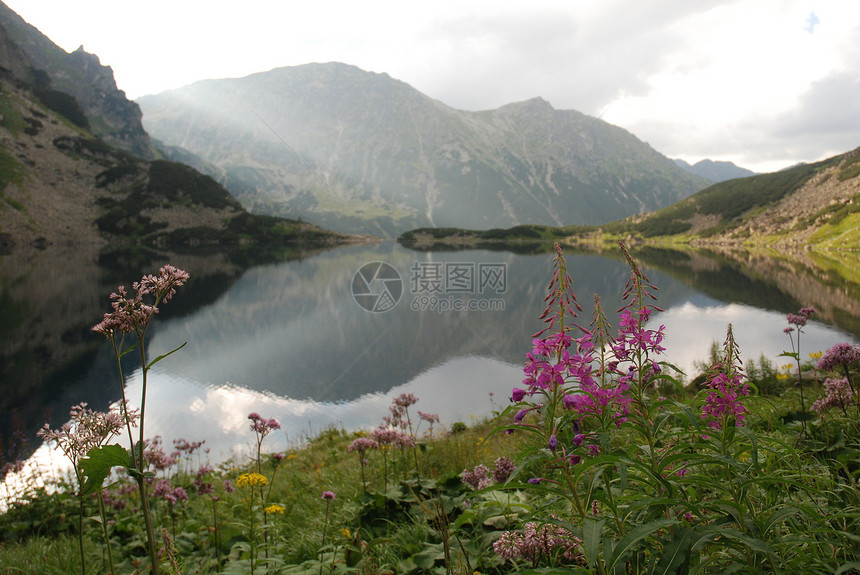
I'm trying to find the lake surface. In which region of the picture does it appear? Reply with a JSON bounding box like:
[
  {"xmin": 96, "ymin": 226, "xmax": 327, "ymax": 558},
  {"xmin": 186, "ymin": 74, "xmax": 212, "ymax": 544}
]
[{"xmin": 3, "ymin": 242, "xmax": 859, "ymax": 482}]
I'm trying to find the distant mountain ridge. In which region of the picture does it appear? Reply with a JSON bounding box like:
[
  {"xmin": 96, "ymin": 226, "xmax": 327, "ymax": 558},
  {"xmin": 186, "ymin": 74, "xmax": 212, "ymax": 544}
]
[
  {"xmin": 138, "ymin": 63, "xmax": 710, "ymax": 237},
  {"xmin": 673, "ymin": 158, "xmax": 756, "ymax": 182}
]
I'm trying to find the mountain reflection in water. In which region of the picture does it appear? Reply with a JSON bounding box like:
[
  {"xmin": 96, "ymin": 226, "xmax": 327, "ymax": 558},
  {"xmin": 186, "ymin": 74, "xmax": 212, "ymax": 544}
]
[{"xmin": 3, "ymin": 242, "xmax": 860, "ymax": 477}]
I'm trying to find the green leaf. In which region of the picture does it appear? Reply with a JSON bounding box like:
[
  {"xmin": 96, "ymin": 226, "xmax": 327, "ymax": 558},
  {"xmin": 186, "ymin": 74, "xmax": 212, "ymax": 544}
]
[
  {"xmin": 583, "ymin": 517, "xmax": 605, "ymax": 569},
  {"xmin": 80, "ymin": 444, "xmax": 132, "ymax": 496},
  {"xmin": 607, "ymin": 518, "xmax": 678, "ymax": 571},
  {"xmin": 649, "ymin": 527, "xmax": 692, "ymax": 575},
  {"xmin": 836, "ymin": 562, "xmax": 860, "ymax": 574},
  {"xmin": 760, "ymin": 505, "xmax": 801, "ymax": 537},
  {"xmin": 145, "ymin": 340, "xmax": 187, "ymax": 371}
]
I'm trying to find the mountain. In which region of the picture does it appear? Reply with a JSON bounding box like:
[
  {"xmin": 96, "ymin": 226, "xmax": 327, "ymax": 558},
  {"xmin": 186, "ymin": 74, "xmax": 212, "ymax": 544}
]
[
  {"xmin": 673, "ymin": 158, "xmax": 756, "ymax": 182},
  {"xmin": 606, "ymin": 146, "xmax": 860, "ymax": 248},
  {"xmin": 137, "ymin": 63, "xmax": 709, "ymax": 238},
  {"xmin": 0, "ymin": 2, "xmax": 153, "ymax": 159},
  {"xmin": 0, "ymin": 4, "xmax": 353, "ymax": 251}
]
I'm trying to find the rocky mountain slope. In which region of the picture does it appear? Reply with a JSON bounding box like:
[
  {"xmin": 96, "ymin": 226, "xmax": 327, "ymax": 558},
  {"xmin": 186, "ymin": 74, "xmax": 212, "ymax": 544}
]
[
  {"xmin": 0, "ymin": 2, "xmax": 152, "ymax": 159},
  {"xmin": 606, "ymin": 147, "xmax": 860, "ymax": 248},
  {"xmin": 137, "ymin": 63, "xmax": 709, "ymax": 237},
  {"xmin": 0, "ymin": 4, "xmax": 353, "ymax": 251}
]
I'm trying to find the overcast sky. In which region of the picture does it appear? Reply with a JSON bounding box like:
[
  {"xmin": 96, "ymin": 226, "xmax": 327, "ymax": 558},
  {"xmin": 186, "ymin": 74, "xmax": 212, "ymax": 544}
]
[{"xmin": 5, "ymin": 0, "xmax": 859, "ymax": 173}]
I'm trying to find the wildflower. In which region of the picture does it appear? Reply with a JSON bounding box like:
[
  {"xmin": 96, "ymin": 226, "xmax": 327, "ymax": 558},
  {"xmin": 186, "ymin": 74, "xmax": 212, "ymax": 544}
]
[
  {"xmin": 223, "ymin": 479, "xmax": 235, "ymax": 493},
  {"xmin": 248, "ymin": 413, "xmax": 281, "ymax": 436},
  {"xmin": 701, "ymin": 325, "xmax": 750, "ymax": 430},
  {"xmin": 195, "ymin": 480, "xmax": 215, "ymax": 496},
  {"xmin": 370, "ymin": 427, "xmax": 414, "ymax": 448},
  {"xmin": 321, "ymin": 490, "xmax": 336, "ymax": 500},
  {"xmin": 418, "ymin": 410, "xmax": 440, "ymax": 432},
  {"xmin": 340, "ymin": 528, "xmax": 351, "ymax": 538},
  {"xmin": 493, "ymin": 520, "xmax": 584, "ymax": 564},
  {"xmin": 811, "ymin": 377, "xmax": 854, "ymax": 416},
  {"xmin": 701, "ymin": 371, "xmax": 750, "ymax": 429},
  {"xmin": 493, "ymin": 456, "xmax": 515, "ymax": 483},
  {"xmin": 264, "ymin": 504, "xmax": 285, "ymax": 514},
  {"xmin": 347, "ymin": 437, "xmax": 379, "ymax": 453},
  {"xmin": 236, "ymin": 473, "xmax": 268, "ymax": 488},
  {"xmin": 817, "ymin": 342, "xmax": 860, "ymax": 372},
  {"xmin": 461, "ymin": 464, "xmax": 491, "ymax": 489}
]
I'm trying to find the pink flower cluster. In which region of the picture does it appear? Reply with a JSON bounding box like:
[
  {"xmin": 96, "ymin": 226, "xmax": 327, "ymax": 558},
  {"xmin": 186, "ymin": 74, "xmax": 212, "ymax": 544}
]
[
  {"xmin": 37, "ymin": 402, "xmax": 136, "ymax": 468},
  {"xmin": 347, "ymin": 437, "xmax": 379, "ymax": 454},
  {"xmin": 493, "ymin": 520, "xmax": 584, "ymax": 564},
  {"xmin": 817, "ymin": 342, "xmax": 860, "ymax": 373},
  {"xmin": 811, "ymin": 377, "xmax": 855, "ymax": 416},
  {"xmin": 787, "ymin": 307, "xmax": 816, "ymax": 329},
  {"xmin": 701, "ymin": 372, "xmax": 751, "ymax": 429},
  {"xmin": 369, "ymin": 427, "xmax": 414, "ymax": 448},
  {"xmin": 92, "ymin": 265, "xmax": 189, "ymax": 338},
  {"xmin": 152, "ymin": 478, "xmax": 188, "ymax": 504},
  {"xmin": 248, "ymin": 413, "xmax": 281, "ymax": 437},
  {"xmin": 461, "ymin": 456, "xmax": 517, "ymax": 489}
]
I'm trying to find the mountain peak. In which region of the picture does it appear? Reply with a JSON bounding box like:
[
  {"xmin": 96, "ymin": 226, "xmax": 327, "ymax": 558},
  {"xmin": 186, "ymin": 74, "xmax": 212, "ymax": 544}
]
[{"xmin": 138, "ymin": 64, "xmax": 708, "ymax": 237}]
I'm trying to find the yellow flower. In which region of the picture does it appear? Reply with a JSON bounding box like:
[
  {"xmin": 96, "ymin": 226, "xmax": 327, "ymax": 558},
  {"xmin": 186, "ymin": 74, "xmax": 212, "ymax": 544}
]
[
  {"xmin": 809, "ymin": 351, "xmax": 823, "ymax": 360},
  {"xmin": 287, "ymin": 453, "xmax": 297, "ymax": 460},
  {"xmin": 236, "ymin": 473, "xmax": 268, "ymax": 488},
  {"xmin": 340, "ymin": 528, "xmax": 351, "ymax": 538},
  {"xmin": 264, "ymin": 504, "xmax": 285, "ymax": 514}
]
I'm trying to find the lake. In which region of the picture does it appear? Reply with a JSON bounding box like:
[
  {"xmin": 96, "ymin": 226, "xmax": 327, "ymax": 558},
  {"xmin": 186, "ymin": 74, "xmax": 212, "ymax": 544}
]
[{"xmin": 2, "ymin": 241, "xmax": 859, "ymax": 482}]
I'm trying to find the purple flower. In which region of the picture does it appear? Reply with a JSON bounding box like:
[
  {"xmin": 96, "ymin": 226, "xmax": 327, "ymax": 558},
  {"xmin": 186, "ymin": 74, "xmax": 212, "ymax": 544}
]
[
  {"xmin": 223, "ymin": 479, "xmax": 235, "ymax": 493},
  {"xmin": 811, "ymin": 377, "xmax": 855, "ymax": 416},
  {"xmin": 511, "ymin": 387, "xmax": 527, "ymax": 402},
  {"xmin": 493, "ymin": 456, "xmax": 515, "ymax": 483},
  {"xmin": 461, "ymin": 464, "xmax": 491, "ymax": 489},
  {"xmin": 548, "ymin": 433, "xmax": 558, "ymax": 451},
  {"xmin": 248, "ymin": 413, "xmax": 281, "ymax": 436},
  {"xmin": 701, "ymin": 372, "xmax": 750, "ymax": 429},
  {"xmin": 817, "ymin": 343, "xmax": 860, "ymax": 372},
  {"xmin": 321, "ymin": 491, "xmax": 336, "ymax": 500},
  {"xmin": 347, "ymin": 437, "xmax": 379, "ymax": 453}
]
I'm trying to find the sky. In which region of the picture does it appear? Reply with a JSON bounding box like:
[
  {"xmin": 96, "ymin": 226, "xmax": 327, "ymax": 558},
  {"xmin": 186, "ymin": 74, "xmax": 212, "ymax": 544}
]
[{"xmin": 4, "ymin": 0, "xmax": 860, "ymax": 173}]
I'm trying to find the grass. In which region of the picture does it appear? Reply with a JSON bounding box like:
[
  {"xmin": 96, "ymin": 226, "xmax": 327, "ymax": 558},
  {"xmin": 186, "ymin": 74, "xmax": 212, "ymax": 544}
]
[{"xmin": 0, "ymin": 414, "xmax": 522, "ymax": 574}]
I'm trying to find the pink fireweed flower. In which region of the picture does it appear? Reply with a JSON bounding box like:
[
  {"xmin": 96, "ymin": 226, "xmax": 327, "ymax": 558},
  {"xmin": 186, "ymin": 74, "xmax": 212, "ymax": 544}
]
[{"xmin": 701, "ymin": 371, "xmax": 751, "ymax": 429}]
